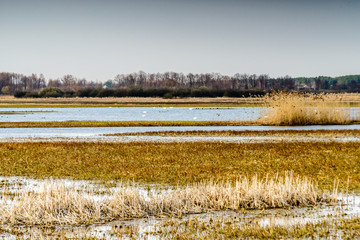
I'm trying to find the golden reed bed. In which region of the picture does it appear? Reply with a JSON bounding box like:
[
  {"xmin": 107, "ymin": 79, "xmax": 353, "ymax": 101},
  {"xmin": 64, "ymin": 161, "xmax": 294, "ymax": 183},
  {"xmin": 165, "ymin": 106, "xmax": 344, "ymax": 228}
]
[
  {"xmin": 0, "ymin": 173, "xmax": 335, "ymax": 225},
  {"xmin": 259, "ymin": 92, "xmax": 360, "ymax": 125}
]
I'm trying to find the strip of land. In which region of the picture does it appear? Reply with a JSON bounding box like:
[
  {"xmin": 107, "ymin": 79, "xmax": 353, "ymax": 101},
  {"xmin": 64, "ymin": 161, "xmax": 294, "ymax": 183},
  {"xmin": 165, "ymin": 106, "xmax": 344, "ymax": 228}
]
[
  {"xmin": 0, "ymin": 121, "xmax": 254, "ymax": 128},
  {"xmin": 0, "ymin": 120, "xmax": 359, "ymax": 128},
  {"xmin": 0, "ymin": 141, "xmax": 359, "ymax": 191},
  {"xmin": 0, "ymin": 111, "xmax": 56, "ymax": 115},
  {"xmin": 0, "ymin": 94, "xmax": 359, "ymax": 107},
  {"xmin": 105, "ymin": 129, "xmax": 360, "ymax": 137},
  {"xmin": 0, "ymin": 96, "xmax": 263, "ymax": 108}
]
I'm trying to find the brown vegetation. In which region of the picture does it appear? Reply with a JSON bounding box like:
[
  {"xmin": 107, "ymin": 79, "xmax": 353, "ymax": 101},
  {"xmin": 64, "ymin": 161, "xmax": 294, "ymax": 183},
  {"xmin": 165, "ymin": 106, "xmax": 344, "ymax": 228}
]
[
  {"xmin": 0, "ymin": 174, "xmax": 334, "ymax": 225},
  {"xmin": 259, "ymin": 92, "xmax": 359, "ymax": 125},
  {"xmin": 0, "ymin": 142, "xmax": 359, "ymax": 191},
  {"xmin": 105, "ymin": 129, "xmax": 360, "ymax": 137}
]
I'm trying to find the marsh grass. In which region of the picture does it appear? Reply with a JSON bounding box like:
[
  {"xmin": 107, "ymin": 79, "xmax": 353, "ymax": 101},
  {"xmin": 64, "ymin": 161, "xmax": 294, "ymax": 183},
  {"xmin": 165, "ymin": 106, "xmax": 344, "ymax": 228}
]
[
  {"xmin": 0, "ymin": 142, "xmax": 359, "ymax": 190},
  {"xmin": 0, "ymin": 173, "xmax": 335, "ymax": 225},
  {"xmin": 260, "ymin": 92, "xmax": 359, "ymax": 125}
]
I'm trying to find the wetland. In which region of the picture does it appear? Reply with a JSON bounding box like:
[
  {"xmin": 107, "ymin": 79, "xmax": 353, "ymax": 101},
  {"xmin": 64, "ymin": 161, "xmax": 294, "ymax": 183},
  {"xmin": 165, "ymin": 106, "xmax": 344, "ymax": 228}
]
[{"xmin": 0, "ymin": 94, "xmax": 359, "ymax": 239}]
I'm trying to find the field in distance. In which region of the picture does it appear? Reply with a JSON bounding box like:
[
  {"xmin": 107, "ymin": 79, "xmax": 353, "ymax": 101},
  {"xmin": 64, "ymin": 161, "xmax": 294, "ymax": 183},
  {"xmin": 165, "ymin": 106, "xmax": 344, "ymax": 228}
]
[
  {"xmin": 0, "ymin": 96, "xmax": 262, "ymax": 107},
  {"xmin": 0, "ymin": 93, "xmax": 360, "ymax": 108}
]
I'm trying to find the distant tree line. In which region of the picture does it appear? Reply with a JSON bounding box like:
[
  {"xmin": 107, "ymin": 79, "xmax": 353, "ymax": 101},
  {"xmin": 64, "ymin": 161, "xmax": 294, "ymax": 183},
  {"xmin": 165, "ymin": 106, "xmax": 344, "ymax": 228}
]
[
  {"xmin": 0, "ymin": 71, "xmax": 358, "ymax": 98},
  {"xmin": 294, "ymin": 75, "xmax": 360, "ymax": 91},
  {"xmin": 0, "ymin": 72, "xmax": 103, "ymax": 96}
]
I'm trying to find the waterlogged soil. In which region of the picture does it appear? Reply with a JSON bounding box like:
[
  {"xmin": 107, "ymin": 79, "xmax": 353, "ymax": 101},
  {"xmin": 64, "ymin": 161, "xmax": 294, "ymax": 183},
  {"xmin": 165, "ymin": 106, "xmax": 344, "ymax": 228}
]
[
  {"xmin": 0, "ymin": 176, "xmax": 171, "ymax": 202},
  {"xmin": 0, "ymin": 177, "xmax": 359, "ymax": 239}
]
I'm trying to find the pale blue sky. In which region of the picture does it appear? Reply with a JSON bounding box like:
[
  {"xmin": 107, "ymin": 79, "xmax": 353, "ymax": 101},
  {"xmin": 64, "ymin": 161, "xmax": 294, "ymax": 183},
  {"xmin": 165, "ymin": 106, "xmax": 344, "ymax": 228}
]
[{"xmin": 0, "ymin": 0, "xmax": 359, "ymax": 81}]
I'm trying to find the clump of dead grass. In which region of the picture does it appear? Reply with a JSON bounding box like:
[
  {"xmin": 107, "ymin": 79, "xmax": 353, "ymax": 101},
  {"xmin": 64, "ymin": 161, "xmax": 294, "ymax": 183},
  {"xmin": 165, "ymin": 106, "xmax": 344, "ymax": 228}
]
[
  {"xmin": 259, "ymin": 92, "xmax": 357, "ymax": 125},
  {"xmin": 0, "ymin": 173, "xmax": 336, "ymax": 225},
  {"xmin": 3, "ymin": 184, "xmax": 102, "ymax": 225}
]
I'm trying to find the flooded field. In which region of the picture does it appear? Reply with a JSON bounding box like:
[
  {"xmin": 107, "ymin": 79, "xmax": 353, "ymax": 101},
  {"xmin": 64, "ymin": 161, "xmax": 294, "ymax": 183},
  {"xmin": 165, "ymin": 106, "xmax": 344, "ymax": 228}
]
[
  {"xmin": 0, "ymin": 176, "xmax": 358, "ymax": 239},
  {"xmin": 0, "ymin": 103, "xmax": 359, "ymax": 239}
]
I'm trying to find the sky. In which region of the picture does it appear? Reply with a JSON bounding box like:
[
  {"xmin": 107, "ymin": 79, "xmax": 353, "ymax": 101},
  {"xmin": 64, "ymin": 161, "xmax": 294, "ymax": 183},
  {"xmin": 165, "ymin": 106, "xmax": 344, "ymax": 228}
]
[{"xmin": 0, "ymin": 0, "xmax": 359, "ymax": 81}]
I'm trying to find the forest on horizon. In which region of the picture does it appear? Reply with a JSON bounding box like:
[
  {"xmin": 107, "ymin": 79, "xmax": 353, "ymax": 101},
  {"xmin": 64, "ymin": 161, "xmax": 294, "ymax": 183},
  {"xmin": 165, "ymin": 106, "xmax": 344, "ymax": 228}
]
[{"xmin": 0, "ymin": 71, "xmax": 359, "ymax": 98}]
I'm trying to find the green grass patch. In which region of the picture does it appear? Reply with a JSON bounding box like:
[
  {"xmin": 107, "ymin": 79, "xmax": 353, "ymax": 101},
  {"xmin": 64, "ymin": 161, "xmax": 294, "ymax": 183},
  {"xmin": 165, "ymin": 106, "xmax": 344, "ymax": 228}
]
[{"xmin": 0, "ymin": 142, "xmax": 359, "ymax": 191}]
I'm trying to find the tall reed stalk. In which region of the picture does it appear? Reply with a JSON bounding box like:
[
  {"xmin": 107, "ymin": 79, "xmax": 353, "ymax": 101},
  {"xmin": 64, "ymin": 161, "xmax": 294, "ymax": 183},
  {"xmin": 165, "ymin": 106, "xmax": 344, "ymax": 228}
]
[
  {"xmin": 0, "ymin": 173, "xmax": 337, "ymax": 225},
  {"xmin": 259, "ymin": 92, "xmax": 357, "ymax": 125}
]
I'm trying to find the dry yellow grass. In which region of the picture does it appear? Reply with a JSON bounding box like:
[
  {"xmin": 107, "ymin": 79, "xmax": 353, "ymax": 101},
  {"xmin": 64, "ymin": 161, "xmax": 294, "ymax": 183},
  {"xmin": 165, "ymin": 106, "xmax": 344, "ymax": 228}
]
[
  {"xmin": 105, "ymin": 129, "xmax": 360, "ymax": 137},
  {"xmin": 0, "ymin": 173, "xmax": 335, "ymax": 225},
  {"xmin": 259, "ymin": 92, "xmax": 359, "ymax": 125}
]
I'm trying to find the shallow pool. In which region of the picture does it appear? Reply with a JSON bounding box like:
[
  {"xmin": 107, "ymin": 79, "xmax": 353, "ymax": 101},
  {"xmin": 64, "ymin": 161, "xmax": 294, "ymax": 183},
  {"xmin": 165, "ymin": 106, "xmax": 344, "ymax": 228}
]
[{"xmin": 0, "ymin": 107, "xmax": 263, "ymax": 122}]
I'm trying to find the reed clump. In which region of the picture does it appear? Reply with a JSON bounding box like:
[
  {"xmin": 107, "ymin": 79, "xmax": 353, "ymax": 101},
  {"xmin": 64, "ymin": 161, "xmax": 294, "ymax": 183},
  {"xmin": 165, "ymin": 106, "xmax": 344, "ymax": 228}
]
[
  {"xmin": 0, "ymin": 173, "xmax": 335, "ymax": 225},
  {"xmin": 259, "ymin": 92, "xmax": 357, "ymax": 125}
]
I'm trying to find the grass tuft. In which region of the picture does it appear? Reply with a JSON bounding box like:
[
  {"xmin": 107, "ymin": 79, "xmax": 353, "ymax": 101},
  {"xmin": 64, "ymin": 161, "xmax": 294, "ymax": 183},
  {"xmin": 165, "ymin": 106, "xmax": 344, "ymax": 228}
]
[
  {"xmin": 0, "ymin": 173, "xmax": 335, "ymax": 225},
  {"xmin": 259, "ymin": 92, "xmax": 359, "ymax": 125}
]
